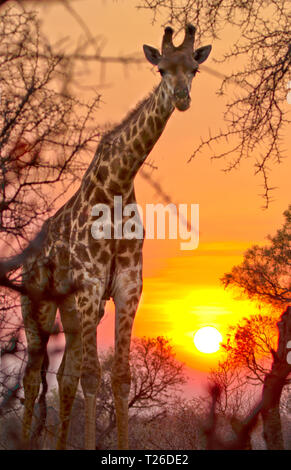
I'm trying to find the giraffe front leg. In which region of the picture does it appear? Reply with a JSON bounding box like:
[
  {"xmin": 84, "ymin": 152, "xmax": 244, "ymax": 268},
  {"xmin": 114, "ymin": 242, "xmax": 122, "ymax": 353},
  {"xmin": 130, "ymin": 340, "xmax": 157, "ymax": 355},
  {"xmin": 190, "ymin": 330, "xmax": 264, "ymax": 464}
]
[
  {"xmin": 75, "ymin": 284, "xmax": 103, "ymax": 450},
  {"xmin": 56, "ymin": 295, "xmax": 81, "ymax": 450},
  {"xmin": 112, "ymin": 272, "xmax": 143, "ymax": 450}
]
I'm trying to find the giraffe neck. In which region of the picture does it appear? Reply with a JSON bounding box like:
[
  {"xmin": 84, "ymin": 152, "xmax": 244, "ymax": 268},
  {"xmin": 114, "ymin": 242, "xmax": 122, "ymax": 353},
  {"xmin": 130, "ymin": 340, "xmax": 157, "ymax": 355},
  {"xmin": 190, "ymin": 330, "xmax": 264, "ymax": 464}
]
[{"xmin": 83, "ymin": 80, "xmax": 174, "ymax": 203}]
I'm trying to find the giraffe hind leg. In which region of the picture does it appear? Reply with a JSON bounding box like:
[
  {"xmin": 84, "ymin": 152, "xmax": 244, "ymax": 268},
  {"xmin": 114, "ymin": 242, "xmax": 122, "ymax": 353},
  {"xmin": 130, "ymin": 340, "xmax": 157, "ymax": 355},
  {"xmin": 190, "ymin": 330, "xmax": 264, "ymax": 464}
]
[{"xmin": 21, "ymin": 295, "xmax": 57, "ymax": 448}]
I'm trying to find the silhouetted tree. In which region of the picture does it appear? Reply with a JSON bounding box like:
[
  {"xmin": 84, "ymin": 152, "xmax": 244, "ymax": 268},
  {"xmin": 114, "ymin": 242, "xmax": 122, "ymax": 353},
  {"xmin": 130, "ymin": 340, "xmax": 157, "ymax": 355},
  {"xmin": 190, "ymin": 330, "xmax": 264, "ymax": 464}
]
[
  {"xmin": 208, "ymin": 352, "xmax": 254, "ymax": 417},
  {"xmin": 0, "ymin": 6, "xmax": 101, "ymax": 249},
  {"xmin": 221, "ymin": 206, "xmax": 291, "ymax": 309}
]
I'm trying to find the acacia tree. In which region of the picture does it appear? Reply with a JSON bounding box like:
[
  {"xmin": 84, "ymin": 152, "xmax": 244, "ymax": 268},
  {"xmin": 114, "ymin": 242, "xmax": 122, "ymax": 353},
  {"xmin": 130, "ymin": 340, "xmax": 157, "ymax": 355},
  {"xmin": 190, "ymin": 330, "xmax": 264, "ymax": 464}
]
[
  {"xmin": 138, "ymin": 0, "xmax": 291, "ymax": 206},
  {"xmin": 209, "ymin": 314, "xmax": 278, "ymax": 418},
  {"xmin": 221, "ymin": 205, "xmax": 291, "ymax": 309}
]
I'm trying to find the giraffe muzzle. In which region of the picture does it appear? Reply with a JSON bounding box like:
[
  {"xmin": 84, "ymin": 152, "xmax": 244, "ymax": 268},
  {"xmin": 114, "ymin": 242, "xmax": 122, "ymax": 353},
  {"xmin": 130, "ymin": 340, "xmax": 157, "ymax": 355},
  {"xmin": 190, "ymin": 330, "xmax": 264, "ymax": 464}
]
[{"xmin": 174, "ymin": 87, "xmax": 191, "ymax": 111}]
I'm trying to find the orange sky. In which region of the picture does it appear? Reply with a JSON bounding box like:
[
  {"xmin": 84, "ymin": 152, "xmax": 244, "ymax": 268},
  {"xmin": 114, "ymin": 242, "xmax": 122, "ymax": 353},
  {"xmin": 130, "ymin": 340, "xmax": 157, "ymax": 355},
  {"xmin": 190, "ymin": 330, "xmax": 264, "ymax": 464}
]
[{"xmin": 40, "ymin": 0, "xmax": 290, "ymax": 395}]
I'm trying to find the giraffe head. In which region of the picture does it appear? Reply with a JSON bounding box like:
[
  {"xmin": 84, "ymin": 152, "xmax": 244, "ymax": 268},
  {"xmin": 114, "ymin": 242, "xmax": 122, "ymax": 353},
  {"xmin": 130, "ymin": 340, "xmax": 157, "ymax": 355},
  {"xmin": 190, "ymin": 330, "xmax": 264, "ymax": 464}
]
[{"xmin": 143, "ymin": 24, "xmax": 212, "ymax": 111}]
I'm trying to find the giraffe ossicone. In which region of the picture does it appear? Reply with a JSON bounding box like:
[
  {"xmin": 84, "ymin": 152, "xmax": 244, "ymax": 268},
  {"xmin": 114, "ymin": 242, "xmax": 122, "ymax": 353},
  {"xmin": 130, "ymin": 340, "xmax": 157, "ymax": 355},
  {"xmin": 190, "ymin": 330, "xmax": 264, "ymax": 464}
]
[{"xmin": 21, "ymin": 24, "xmax": 211, "ymax": 450}]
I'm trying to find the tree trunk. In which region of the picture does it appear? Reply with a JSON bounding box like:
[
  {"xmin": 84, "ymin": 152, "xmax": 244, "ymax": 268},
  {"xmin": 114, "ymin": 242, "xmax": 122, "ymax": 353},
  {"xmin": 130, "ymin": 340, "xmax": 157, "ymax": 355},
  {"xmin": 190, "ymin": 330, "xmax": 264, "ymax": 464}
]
[
  {"xmin": 261, "ymin": 306, "xmax": 291, "ymax": 450},
  {"xmin": 261, "ymin": 376, "xmax": 285, "ymax": 449}
]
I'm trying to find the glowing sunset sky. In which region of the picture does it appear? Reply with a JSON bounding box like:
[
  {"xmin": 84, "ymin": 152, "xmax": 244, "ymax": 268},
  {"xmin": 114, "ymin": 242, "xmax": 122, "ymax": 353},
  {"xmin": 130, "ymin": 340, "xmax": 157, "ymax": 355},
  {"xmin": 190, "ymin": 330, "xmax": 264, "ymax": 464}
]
[{"xmin": 41, "ymin": 1, "xmax": 290, "ymax": 393}]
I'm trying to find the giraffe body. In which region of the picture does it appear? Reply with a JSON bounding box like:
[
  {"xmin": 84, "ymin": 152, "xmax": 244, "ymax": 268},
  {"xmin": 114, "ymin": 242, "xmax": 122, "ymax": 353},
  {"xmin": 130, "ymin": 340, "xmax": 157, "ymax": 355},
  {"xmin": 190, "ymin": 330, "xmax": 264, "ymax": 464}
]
[{"xmin": 21, "ymin": 25, "xmax": 211, "ymax": 450}]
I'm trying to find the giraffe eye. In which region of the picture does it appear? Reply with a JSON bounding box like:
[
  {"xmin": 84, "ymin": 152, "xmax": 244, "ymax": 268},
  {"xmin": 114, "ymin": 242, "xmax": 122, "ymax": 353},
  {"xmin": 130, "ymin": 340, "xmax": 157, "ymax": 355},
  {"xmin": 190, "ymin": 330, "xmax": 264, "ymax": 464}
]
[{"xmin": 158, "ymin": 68, "xmax": 165, "ymax": 77}]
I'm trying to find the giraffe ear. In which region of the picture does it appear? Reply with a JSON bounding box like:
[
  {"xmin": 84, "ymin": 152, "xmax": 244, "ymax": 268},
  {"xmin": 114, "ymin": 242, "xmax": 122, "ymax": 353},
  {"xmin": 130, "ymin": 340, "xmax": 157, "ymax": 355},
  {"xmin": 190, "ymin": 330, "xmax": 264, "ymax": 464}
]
[
  {"xmin": 143, "ymin": 45, "xmax": 162, "ymax": 65},
  {"xmin": 193, "ymin": 45, "xmax": 212, "ymax": 64}
]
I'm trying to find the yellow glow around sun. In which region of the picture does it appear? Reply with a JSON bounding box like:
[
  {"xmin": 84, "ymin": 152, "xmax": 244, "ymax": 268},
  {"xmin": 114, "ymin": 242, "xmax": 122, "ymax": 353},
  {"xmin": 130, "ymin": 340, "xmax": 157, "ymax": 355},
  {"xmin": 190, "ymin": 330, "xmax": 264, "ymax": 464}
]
[{"xmin": 194, "ymin": 327, "xmax": 222, "ymax": 354}]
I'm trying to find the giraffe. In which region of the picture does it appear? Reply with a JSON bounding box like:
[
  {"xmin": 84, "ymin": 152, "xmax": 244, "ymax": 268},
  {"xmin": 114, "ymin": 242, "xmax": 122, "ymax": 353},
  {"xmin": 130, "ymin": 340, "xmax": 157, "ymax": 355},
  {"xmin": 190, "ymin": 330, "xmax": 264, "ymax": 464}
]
[{"xmin": 21, "ymin": 24, "xmax": 212, "ymax": 450}]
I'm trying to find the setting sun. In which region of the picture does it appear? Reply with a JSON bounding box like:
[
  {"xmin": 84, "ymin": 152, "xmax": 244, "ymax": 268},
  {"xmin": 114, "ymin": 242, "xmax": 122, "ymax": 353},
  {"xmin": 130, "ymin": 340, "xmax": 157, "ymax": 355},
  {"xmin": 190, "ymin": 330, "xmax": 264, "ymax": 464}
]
[{"xmin": 193, "ymin": 327, "xmax": 223, "ymax": 354}]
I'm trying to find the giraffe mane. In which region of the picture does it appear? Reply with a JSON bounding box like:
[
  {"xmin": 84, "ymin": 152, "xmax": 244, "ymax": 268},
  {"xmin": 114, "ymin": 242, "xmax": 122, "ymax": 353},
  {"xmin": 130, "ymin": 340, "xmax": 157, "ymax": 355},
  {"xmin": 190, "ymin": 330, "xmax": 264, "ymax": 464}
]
[{"xmin": 101, "ymin": 85, "xmax": 159, "ymax": 144}]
